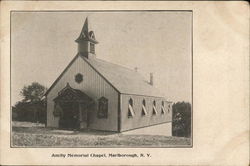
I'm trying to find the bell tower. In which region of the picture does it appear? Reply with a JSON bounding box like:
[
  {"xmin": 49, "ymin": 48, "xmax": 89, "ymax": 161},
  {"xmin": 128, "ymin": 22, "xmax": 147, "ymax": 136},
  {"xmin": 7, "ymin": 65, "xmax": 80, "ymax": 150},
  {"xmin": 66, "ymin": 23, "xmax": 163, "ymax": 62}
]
[{"xmin": 75, "ymin": 17, "xmax": 98, "ymax": 59}]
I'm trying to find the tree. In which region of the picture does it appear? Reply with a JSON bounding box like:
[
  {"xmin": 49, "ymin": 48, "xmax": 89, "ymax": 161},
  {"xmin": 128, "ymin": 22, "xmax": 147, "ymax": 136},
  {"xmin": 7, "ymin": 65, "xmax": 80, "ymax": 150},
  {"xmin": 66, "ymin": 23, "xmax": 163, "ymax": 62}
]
[
  {"xmin": 13, "ymin": 82, "xmax": 47, "ymax": 123},
  {"xmin": 172, "ymin": 102, "xmax": 192, "ymax": 138},
  {"xmin": 20, "ymin": 82, "xmax": 47, "ymax": 102}
]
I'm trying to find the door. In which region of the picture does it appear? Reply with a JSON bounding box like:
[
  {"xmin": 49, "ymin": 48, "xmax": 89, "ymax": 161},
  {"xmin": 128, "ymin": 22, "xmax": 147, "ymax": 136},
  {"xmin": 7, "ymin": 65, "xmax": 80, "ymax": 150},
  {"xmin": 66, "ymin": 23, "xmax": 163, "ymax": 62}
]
[
  {"xmin": 59, "ymin": 102, "xmax": 80, "ymax": 129},
  {"xmin": 79, "ymin": 103, "xmax": 88, "ymax": 129}
]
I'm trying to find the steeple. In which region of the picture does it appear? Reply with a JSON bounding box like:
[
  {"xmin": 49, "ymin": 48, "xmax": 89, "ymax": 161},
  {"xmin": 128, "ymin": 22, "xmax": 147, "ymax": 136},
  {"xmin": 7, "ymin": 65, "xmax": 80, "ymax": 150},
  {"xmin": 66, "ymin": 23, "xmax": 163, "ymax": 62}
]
[{"xmin": 75, "ymin": 17, "xmax": 98, "ymax": 59}]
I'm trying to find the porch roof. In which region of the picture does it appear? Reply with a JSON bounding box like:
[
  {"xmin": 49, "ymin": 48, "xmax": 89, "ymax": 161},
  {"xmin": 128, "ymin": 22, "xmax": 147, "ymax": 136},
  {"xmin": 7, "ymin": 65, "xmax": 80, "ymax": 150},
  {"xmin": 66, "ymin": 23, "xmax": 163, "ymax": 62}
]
[{"xmin": 54, "ymin": 83, "xmax": 93, "ymax": 103}]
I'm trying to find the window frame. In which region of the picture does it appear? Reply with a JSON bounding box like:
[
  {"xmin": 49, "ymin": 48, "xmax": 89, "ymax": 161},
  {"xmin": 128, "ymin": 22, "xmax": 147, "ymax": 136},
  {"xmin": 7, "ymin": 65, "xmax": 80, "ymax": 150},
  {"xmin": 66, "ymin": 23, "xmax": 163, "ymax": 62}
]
[
  {"xmin": 152, "ymin": 100, "xmax": 157, "ymax": 115},
  {"xmin": 161, "ymin": 101, "xmax": 166, "ymax": 114},
  {"xmin": 161, "ymin": 106, "xmax": 166, "ymax": 114},
  {"xmin": 128, "ymin": 98, "xmax": 135, "ymax": 118},
  {"xmin": 97, "ymin": 97, "xmax": 108, "ymax": 119},
  {"xmin": 141, "ymin": 99, "xmax": 147, "ymax": 116}
]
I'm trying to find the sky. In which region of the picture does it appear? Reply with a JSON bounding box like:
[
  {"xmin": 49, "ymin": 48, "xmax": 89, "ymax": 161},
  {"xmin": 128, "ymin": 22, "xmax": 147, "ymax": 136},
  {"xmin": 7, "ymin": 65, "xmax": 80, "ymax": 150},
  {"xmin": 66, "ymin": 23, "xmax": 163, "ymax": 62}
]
[{"xmin": 11, "ymin": 11, "xmax": 192, "ymax": 105}]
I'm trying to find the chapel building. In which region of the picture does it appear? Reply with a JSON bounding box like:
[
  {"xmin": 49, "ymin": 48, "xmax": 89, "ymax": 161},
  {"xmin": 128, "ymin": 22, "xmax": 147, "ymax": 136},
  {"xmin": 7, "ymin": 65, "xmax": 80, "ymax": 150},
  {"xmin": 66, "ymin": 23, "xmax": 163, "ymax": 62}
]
[{"xmin": 45, "ymin": 18, "xmax": 173, "ymax": 134}]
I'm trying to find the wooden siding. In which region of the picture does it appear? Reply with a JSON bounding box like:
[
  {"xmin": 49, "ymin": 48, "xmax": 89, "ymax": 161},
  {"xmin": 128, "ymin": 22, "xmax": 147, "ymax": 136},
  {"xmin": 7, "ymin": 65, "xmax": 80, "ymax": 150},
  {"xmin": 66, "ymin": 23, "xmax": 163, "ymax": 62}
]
[
  {"xmin": 46, "ymin": 56, "xmax": 119, "ymax": 131},
  {"xmin": 120, "ymin": 94, "xmax": 172, "ymax": 132}
]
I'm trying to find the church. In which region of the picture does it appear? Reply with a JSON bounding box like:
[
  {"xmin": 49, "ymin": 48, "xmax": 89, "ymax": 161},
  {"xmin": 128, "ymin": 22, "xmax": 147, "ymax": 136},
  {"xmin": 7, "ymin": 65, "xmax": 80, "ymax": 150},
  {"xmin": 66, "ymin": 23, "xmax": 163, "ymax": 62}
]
[{"xmin": 45, "ymin": 18, "xmax": 173, "ymax": 134}]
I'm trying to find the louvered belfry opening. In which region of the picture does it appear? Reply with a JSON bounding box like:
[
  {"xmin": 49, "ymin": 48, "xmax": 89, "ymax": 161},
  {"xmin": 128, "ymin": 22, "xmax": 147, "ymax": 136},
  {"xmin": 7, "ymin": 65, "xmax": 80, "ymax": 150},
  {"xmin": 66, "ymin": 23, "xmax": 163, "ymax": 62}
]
[{"xmin": 53, "ymin": 83, "xmax": 93, "ymax": 130}]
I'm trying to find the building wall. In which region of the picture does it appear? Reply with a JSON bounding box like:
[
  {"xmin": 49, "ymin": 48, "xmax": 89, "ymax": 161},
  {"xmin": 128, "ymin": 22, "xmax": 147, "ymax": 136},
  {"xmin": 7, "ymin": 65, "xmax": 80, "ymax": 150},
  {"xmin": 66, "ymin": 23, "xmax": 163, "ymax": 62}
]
[
  {"xmin": 120, "ymin": 94, "xmax": 172, "ymax": 132},
  {"xmin": 46, "ymin": 55, "xmax": 119, "ymax": 131}
]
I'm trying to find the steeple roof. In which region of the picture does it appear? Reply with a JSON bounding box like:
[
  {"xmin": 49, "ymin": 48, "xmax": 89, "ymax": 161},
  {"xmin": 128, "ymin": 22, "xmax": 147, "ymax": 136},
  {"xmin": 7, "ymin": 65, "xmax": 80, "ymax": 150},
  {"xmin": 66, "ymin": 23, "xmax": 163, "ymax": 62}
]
[{"xmin": 75, "ymin": 17, "xmax": 98, "ymax": 44}]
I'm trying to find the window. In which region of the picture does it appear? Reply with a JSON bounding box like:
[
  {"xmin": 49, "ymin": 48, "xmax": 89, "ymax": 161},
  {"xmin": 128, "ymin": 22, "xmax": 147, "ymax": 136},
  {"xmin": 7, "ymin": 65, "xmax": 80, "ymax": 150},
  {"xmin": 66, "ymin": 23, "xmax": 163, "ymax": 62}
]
[
  {"xmin": 75, "ymin": 73, "xmax": 83, "ymax": 83},
  {"xmin": 161, "ymin": 107, "xmax": 165, "ymax": 114},
  {"xmin": 129, "ymin": 98, "xmax": 133, "ymax": 106},
  {"xmin": 89, "ymin": 31, "xmax": 96, "ymax": 40},
  {"xmin": 128, "ymin": 98, "xmax": 135, "ymax": 118},
  {"xmin": 97, "ymin": 97, "xmax": 108, "ymax": 118},
  {"xmin": 141, "ymin": 99, "xmax": 147, "ymax": 116},
  {"xmin": 90, "ymin": 43, "xmax": 95, "ymax": 54},
  {"xmin": 162, "ymin": 101, "xmax": 165, "ymax": 107},
  {"xmin": 161, "ymin": 101, "xmax": 166, "ymax": 114},
  {"xmin": 152, "ymin": 100, "xmax": 157, "ymax": 115}
]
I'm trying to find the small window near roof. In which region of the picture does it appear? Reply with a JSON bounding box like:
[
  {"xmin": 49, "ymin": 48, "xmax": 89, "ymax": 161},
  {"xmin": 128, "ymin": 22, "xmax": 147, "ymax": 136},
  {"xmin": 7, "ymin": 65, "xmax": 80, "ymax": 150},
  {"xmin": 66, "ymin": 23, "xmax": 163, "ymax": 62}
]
[
  {"xmin": 152, "ymin": 100, "xmax": 157, "ymax": 115},
  {"xmin": 97, "ymin": 97, "xmax": 108, "ymax": 119},
  {"xmin": 75, "ymin": 73, "xmax": 83, "ymax": 84},
  {"xmin": 128, "ymin": 98, "xmax": 135, "ymax": 118},
  {"xmin": 90, "ymin": 43, "xmax": 95, "ymax": 54},
  {"xmin": 141, "ymin": 99, "xmax": 147, "ymax": 116}
]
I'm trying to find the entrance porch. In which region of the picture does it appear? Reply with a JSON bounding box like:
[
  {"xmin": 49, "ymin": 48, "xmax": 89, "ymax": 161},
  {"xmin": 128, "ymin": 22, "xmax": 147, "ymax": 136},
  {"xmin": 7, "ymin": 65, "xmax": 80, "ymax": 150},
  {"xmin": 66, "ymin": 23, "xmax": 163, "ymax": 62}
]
[{"xmin": 53, "ymin": 83, "xmax": 93, "ymax": 130}]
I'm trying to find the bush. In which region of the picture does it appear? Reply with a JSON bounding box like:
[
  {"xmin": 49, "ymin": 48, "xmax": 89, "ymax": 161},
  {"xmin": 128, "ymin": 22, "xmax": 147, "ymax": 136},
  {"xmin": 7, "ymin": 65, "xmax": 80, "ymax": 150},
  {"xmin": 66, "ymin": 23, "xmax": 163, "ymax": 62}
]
[
  {"xmin": 172, "ymin": 102, "xmax": 191, "ymax": 138},
  {"xmin": 12, "ymin": 100, "xmax": 46, "ymax": 123}
]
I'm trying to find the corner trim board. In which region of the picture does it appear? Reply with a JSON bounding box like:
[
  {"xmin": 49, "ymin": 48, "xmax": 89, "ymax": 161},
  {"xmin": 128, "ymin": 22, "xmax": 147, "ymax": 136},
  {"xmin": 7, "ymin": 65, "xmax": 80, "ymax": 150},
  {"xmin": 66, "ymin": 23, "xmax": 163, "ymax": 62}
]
[{"xmin": 118, "ymin": 94, "xmax": 121, "ymax": 132}]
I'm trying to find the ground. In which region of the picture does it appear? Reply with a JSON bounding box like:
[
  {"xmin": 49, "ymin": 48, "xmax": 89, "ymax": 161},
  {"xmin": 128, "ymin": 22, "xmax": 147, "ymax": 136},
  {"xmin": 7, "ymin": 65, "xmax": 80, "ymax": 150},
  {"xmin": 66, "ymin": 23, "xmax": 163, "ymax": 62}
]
[{"xmin": 12, "ymin": 121, "xmax": 191, "ymax": 147}]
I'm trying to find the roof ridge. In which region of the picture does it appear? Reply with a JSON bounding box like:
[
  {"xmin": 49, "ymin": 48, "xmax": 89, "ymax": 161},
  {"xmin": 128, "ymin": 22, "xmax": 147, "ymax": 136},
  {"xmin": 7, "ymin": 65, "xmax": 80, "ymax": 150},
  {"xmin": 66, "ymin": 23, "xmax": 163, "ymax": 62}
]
[
  {"xmin": 93, "ymin": 58, "xmax": 149, "ymax": 82},
  {"xmin": 94, "ymin": 58, "xmax": 138, "ymax": 73}
]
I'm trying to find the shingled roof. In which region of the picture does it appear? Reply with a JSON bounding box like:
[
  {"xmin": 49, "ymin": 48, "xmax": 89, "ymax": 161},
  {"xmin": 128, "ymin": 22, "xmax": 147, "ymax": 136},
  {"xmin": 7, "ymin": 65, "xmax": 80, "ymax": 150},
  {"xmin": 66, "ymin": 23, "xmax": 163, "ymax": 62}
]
[
  {"xmin": 45, "ymin": 54, "xmax": 165, "ymax": 98},
  {"xmin": 80, "ymin": 55, "xmax": 165, "ymax": 98}
]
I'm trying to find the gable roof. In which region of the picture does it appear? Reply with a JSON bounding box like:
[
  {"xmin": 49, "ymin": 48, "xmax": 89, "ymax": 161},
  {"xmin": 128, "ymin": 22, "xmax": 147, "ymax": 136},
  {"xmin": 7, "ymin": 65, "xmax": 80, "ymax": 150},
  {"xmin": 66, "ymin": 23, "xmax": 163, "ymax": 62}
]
[
  {"xmin": 80, "ymin": 55, "xmax": 165, "ymax": 98},
  {"xmin": 45, "ymin": 54, "xmax": 165, "ymax": 98}
]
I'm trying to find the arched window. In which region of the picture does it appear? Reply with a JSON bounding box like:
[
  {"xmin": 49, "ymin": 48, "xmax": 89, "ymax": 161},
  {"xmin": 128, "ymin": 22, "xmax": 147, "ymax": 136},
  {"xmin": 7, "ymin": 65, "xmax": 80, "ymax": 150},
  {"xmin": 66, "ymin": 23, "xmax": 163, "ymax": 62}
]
[
  {"xmin": 97, "ymin": 97, "xmax": 108, "ymax": 119},
  {"xmin": 161, "ymin": 101, "xmax": 166, "ymax": 114},
  {"xmin": 152, "ymin": 100, "xmax": 157, "ymax": 115},
  {"xmin": 128, "ymin": 98, "xmax": 135, "ymax": 118},
  {"xmin": 129, "ymin": 98, "xmax": 133, "ymax": 107},
  {"xmin": 89, "ymin": 31, "xmax": 96, "ymax": 40},
  {"xmin": 141, "ymin": 99, "xmax": 147, "ymax": 116}
]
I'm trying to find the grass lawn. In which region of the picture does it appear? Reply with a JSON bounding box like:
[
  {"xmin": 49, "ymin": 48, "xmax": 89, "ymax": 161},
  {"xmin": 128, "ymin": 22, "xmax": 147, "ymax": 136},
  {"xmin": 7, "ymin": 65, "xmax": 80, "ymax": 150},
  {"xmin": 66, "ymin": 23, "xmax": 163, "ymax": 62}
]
[{"xmin": 12, "ymin": 121, "xmax": 191, "ymax": 147}]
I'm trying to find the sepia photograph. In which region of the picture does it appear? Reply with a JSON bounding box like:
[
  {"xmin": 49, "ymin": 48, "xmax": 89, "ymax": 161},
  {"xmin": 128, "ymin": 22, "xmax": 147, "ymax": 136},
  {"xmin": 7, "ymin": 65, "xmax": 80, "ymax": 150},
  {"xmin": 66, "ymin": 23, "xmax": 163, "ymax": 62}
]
[
  {"xmin": 1, "ymin": 1, "xmax": 248, "ymax": 165},
  {"xmin": 11, "ymin": 11, "xmax": 192, "ymax": 148}
]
